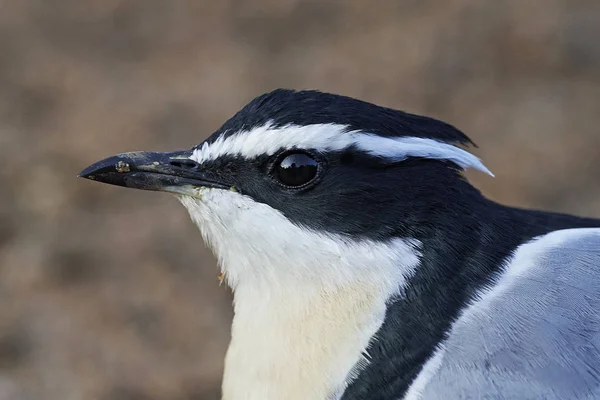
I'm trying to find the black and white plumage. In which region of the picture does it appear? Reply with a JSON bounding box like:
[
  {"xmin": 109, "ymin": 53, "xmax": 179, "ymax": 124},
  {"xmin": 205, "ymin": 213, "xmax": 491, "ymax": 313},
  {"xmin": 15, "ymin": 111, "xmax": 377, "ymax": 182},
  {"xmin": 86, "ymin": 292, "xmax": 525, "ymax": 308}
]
[{"xmin": 80, "ymin": 89, "xmax": 600, "ymax": 400}]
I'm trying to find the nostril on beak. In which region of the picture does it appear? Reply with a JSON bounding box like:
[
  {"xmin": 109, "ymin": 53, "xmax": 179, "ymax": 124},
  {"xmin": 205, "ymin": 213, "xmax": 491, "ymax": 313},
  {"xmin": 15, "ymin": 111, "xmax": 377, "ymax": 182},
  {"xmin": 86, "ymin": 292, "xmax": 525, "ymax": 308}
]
[{"xmin": 169, "ymin": 160, "xmax": 199, "ymax": 170}]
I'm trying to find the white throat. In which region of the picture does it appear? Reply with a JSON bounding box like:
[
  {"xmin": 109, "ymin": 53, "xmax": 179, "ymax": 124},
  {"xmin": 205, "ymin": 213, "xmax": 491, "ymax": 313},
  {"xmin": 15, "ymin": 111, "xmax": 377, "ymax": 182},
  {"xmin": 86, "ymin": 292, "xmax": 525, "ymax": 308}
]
[{"xmin": 178, "ymin": 189, "xmax": 421, "ymax": 400}]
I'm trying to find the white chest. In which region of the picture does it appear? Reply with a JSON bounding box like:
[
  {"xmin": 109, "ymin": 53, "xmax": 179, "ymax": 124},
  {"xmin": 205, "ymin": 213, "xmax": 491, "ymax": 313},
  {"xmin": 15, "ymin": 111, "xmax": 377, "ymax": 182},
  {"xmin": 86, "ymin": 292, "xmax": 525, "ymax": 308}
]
[{"xmin": 222, "ymin": 283, "xmax": 389, "ymax": 400}]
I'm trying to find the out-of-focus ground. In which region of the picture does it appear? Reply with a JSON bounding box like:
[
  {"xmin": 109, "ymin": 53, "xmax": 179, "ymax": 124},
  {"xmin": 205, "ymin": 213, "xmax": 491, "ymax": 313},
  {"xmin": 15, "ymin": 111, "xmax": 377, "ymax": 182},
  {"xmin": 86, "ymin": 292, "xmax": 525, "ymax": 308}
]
[{"xmin": 0, "ymin": 1, "xmax": 599, "ymax": 399}]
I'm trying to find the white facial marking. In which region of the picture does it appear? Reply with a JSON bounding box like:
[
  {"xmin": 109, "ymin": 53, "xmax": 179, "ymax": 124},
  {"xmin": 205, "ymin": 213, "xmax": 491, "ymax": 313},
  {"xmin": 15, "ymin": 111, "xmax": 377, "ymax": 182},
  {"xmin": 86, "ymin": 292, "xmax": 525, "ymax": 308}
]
[
  {"xmin": 178, "ymin": 189, "xmax": 422, "ymax": 400},
  {"xmin": 190, "ymin": 122, "xmax": 493, "ymax": 176}
]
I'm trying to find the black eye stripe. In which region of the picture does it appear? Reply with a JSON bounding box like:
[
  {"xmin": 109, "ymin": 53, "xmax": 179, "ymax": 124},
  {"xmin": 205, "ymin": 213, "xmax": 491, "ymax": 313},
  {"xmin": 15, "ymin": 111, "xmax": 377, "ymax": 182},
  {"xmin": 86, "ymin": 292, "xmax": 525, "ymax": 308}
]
[{"xmin": 271, "ymin": 151, "xmax": 320, "ymax": 188}]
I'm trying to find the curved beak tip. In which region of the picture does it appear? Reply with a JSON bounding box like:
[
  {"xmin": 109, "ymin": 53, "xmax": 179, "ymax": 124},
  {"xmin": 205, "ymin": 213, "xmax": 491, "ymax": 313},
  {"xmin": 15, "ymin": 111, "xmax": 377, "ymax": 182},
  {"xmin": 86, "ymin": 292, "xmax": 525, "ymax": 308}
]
[
  {"xmin": 77, "ymin": 154, "xmax": 136, "ymax": 187},
  {"xmin": 78, "ymin": 166, "xmax": 96, "ymax": 180}
]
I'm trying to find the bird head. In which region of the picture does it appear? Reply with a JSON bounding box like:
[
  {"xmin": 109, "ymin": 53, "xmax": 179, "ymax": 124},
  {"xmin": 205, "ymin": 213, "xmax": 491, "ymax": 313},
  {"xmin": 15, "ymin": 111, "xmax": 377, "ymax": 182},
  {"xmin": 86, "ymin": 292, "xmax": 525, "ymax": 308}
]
[{"xmin": 80, "ymin": 89, "xmax": 492, "ymax": 291}]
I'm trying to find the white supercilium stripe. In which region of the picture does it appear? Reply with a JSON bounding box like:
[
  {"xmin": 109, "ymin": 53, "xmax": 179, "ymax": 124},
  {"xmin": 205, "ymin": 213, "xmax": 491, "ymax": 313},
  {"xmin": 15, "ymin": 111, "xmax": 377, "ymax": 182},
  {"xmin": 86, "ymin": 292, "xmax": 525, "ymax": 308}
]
[{"xmin": 190, "ymin": 122, "xmax": 493, "ymax": 176}]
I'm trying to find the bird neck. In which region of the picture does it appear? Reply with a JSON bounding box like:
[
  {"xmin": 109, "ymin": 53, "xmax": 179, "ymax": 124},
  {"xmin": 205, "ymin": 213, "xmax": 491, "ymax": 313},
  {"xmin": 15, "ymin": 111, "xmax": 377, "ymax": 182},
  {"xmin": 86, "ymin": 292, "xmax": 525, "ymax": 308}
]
[
  {"xmin": 222, "ymin": 281, "xmax": 387, "ymax": 400},
  {"xmin": 179, "ymin": 188, "xmax": 421, "ymax": 399},
  {"xmin": 219, "ymin": 237, "xmax": 420, "ymax": 400}
]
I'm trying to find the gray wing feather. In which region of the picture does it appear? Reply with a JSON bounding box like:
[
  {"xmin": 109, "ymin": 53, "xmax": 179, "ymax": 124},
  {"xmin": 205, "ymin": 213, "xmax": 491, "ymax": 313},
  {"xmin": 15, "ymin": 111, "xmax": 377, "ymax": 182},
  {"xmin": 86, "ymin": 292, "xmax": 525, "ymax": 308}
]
[{"xmin": 417, "ymin": 230, "xmax": 600, "ymax": 400}]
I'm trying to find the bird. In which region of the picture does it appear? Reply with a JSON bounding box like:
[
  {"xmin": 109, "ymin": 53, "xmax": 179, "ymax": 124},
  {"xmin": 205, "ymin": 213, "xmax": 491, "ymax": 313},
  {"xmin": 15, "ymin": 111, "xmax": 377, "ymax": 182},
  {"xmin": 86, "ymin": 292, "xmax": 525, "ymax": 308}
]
[{"xmin": 79, "ymin": 89, "xmax": 600, "ymax": 400}]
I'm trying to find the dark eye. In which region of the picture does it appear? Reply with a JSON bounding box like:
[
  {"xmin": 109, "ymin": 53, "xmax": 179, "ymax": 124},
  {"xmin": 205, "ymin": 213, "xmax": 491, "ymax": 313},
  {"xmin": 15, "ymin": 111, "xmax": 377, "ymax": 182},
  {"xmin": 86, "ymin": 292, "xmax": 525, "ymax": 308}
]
[{"xmin": 275, "ymin": 152, "xmax": 319, "ymax": 187}]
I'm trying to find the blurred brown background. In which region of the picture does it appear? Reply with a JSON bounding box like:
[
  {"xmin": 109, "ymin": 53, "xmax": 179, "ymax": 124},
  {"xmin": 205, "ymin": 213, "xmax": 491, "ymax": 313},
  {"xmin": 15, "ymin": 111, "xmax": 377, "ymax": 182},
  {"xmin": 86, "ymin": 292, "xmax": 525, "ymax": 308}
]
[{"xmin": 0, "ymin": 1, "xmax": 599, "ymax": 399}]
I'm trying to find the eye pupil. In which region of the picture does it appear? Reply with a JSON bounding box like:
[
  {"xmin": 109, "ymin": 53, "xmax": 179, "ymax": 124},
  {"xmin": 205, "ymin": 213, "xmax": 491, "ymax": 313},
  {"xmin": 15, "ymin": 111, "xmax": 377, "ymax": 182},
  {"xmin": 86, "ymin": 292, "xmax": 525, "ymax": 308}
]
[{"xmin": 276, "ymin": 153, "xmax": 319, "ymax": 187}]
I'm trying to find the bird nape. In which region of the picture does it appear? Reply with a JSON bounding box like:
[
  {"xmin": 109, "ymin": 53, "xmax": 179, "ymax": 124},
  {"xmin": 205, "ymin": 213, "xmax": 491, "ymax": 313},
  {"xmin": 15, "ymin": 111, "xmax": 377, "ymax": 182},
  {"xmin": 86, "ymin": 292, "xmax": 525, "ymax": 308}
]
[{"xmin": 80, "ymin": 89, "xmax": 600, "ymax": 400}]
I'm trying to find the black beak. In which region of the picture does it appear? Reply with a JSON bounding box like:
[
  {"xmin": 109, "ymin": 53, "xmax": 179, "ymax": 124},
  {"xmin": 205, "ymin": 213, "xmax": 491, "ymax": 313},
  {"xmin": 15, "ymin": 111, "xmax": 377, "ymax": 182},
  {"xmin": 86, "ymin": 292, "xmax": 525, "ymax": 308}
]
[{"xmin": 78, "ymin": 151, "xmax": 230, "ymax": 193}]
